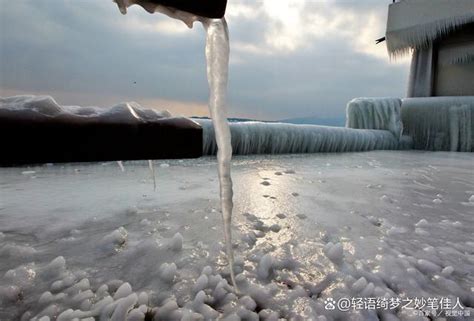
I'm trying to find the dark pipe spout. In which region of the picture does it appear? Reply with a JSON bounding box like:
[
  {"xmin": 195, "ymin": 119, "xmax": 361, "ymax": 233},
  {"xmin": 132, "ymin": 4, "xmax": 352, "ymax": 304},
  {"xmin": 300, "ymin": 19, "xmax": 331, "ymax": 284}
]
[{"xmin": 146, "ymin": 0, "xmax": 227, "ymax": 18}]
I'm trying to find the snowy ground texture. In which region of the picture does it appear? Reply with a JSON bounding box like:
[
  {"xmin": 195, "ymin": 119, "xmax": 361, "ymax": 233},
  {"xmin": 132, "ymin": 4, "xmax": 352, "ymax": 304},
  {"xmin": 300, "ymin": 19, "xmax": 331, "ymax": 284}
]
[{"xmin": 1, "ymin": 151, "xmax": 473, "ymax": 321}]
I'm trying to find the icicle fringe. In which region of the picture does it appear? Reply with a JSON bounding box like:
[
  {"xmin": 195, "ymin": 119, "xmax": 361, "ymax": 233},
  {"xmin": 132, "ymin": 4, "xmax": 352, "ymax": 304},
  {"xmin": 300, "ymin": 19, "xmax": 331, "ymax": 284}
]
[{"xmin": 387, "ymin": 14, "xmax": 474, "ymax": 58}]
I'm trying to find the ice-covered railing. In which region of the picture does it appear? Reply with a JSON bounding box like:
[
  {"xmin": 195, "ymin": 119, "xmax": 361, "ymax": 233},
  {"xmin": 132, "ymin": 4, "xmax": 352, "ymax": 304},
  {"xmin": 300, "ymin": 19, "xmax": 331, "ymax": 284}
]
[
  {"xmin": 401, "ymin": 96, "xmax": 474, "ymax": 151},
  {"xmin": 346, "ymin": 97, "xmax": 403, "ymax": 139},
  {"xmin": 198, "ymin": 119, "xmax": 399, "ymax": 155}
]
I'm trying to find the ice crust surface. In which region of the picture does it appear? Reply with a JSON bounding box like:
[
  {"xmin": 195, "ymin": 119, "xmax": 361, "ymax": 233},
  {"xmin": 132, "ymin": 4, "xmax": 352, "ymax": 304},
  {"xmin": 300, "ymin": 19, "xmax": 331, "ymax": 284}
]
[{"xmin": 0, "ymin": 151, "xmax": 473, "ymax": 320}]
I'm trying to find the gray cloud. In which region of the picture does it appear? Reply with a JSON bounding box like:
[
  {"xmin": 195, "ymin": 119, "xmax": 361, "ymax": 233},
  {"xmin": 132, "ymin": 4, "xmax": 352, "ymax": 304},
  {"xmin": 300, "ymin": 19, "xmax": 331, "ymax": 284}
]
[{"xmin": 0, "ymin": 0, "xmax": 409, "ymax": 120}]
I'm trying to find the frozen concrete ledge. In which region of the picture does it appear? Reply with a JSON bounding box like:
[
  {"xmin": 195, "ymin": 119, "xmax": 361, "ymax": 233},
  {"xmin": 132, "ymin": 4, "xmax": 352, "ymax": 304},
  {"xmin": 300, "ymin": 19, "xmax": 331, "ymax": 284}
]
[
  {"xmin": 198, "ymin": 119, "xmax": 399, "ymax": 155},
  {"xmin": 401, "ymin": 96, "xmax": 474, "ymax": 151},
  {"xmin": 0, "ymin": 95, "xmax": 203, "ymax": 166}
]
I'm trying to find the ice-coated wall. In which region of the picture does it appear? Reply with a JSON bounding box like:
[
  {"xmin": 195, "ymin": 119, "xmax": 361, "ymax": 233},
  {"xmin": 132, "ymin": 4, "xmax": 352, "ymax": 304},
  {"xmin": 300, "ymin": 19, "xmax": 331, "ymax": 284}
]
[
  {"xmin": 346, "ymin": 97, "xmax": 403, "ymax": 139},
  {"xmin": 401, "ymin": 97, "xmax": 474, "ymax": 151},
  {"xmin": 197, "ymin": 119, "xmax": 399, "ymax": 155}
]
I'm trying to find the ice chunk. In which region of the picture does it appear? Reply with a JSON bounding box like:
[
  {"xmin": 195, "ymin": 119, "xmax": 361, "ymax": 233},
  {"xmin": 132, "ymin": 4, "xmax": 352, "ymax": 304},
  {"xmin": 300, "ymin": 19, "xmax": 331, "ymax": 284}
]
[
  {"xmin": 127, "ymin": 308, "xmax": 145, "ymax": 321},
  {"xmin": 441, "ymin": 266, "xmax": 454, "ymax": 276},
  {"xmin": 269, "ymin": 224, "xmax": 281, "ymax": 233},
  {"xmin": 324, "ymin": 242, "xmax": 344, "ymax": 264},
  {"xmin": 169, "ymin": 232, "xmax": 183, "ymax": 251},
  {"xmin": 110, "ymin": 293, "xmax": 138, "ymax": 321},
  {"xmin": 0, "ymin": 285, "xmax": 22, "ymax": 303},
  {"xmin": 138, "ymin": 292, "xmax": 149, "ymax": 306},
  {"xmin": 415, "ymin": 219, "xmax": 429, "ymax": 227},
  {"xmin": 114, "ymin": 282, "xmax": 132, "ymax": 300},
  {"xmin": 239, "ymin": 295, "xmax": 257, "ymax": 311},
  {"xmin": 351, "ymin": 277, "xmax": 368, "ymax": 293},
  {"xmin": 194, "ymin": 274, "xmax": 209, "ymax": 293},
  {"xmin": 257, "ymin": 254, "xmax": 274, "ymax": 280},
  {"xmin": 41, "ymin": 256, "xmax": 66, "ymax": 280},
  {"xmin": 416, "ymin": 259, "xmax": 441, "ymax": 274},
  {"xmin": 159, "ymin": 263, "xmax": 177, "ymax": 283},
  {"xmin": 100, "ymin": 227, "xmax": 128, "ymax": 252}
]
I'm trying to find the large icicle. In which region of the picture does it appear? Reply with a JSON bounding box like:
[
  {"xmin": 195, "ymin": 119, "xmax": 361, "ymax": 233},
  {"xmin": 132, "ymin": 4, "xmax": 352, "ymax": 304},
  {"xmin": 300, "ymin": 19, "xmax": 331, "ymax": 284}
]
[
  {"xmin": 112, "ymin": 1, "xmax": 238, "ymax": 291},
  {"xmin": 202, "ymin": 18, "xmax": 237, "ymax": 290}
]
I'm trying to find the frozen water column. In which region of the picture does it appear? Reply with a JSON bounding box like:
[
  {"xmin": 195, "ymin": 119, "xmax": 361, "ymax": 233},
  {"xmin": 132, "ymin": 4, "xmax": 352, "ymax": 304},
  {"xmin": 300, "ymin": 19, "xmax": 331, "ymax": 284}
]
[
  {"xmin": 385, "ymin": 0, "xmax": 474, "ymax": 97},
  {"xmin": 382, "ymin": 0, "xmax": 474, "ymax": 151}
]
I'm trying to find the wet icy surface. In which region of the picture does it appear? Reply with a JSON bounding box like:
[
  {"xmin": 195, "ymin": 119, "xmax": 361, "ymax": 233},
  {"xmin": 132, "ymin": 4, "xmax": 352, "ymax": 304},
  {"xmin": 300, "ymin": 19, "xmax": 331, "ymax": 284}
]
[{"xmin": 1, "ymin": 151, "xmax": 473, "ymax": 320}]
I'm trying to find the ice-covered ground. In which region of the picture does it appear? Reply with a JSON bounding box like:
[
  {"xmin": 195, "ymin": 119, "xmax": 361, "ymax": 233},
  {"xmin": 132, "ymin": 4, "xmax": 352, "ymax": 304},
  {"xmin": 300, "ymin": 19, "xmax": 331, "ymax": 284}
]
[{"xmin": 1, "ymin": 151, "xmax": 473, "ymax": 320}]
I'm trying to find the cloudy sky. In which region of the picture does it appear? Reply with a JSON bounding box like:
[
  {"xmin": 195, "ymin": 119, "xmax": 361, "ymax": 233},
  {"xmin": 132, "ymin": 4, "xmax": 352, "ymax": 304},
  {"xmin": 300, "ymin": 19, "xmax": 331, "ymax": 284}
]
[{"xmin": 0, "ymin": 0, "xmax": 410, "ymax": 121}]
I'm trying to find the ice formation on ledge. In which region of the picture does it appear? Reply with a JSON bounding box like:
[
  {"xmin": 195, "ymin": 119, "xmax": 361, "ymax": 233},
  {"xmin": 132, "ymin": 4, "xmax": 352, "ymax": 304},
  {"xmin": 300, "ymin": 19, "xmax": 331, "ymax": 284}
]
[
  {"xmin": 401, "ymin": 96, "xmax": 474, "ymax": 151},
  {"xmin": 0, "ymin": 95, "xmax": 172, "ymax": 122},
  {"xmin": 346, "ymin": 97, "xmax": 403, "ymax": 139},
  {"xmin": 386, "ymin": 0, "xmax": 474, "ymax": 56},
  {"xmin": 198, "ymin": 119, "xmax": 399, "ymax": 155}
]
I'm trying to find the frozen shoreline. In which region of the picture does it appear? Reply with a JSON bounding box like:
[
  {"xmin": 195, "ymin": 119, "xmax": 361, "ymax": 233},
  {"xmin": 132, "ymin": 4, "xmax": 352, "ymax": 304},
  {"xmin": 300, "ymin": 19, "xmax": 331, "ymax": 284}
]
[{"xmin": 1, "ymin": 151, "xmax": 473, "ymax": 320}]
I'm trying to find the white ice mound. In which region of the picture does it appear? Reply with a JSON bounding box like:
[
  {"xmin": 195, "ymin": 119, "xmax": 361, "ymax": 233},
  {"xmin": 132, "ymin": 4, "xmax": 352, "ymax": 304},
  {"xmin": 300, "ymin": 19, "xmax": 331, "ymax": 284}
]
[
  {"xmin": 99, "ymin": 227, "xmax": 128, "ymax": 253},
  {"xmin": 401, "ymin": 96, "xmax": 474, "ymax": 151},
  {"xmin": 0, "ymin": 95, "xmax": 172, "ymax": 122},
  {"xmin": 346, "ymin": 97, "xmax": 403, "ymax": 139},
  {"xmin": 198, "ymin": 119, "xmax": 399, "ymax": 155}
]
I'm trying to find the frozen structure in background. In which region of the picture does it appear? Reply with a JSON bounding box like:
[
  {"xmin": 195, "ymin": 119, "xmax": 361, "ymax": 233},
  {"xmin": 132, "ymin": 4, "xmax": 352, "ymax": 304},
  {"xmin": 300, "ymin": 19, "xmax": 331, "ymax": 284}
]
[
  {"xmin": 386, "ymin": 0, "xmax": 474, "ymax": 97},
  {"xmin": 352, "ymin": 0, "xmax": 474, "ymax": 152},
  {"xmin": 198, "ymin": 119, "xmax": 400, "ymax": 155},
  {"xmin": 199, "ymin": 93, "xmax": 474, "ymax": 154}
]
